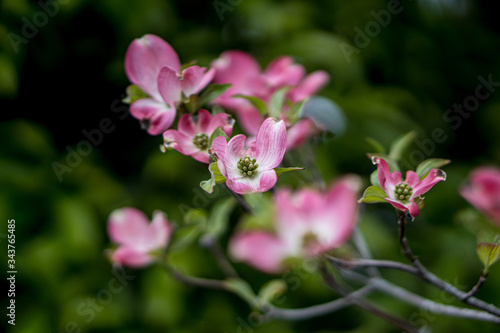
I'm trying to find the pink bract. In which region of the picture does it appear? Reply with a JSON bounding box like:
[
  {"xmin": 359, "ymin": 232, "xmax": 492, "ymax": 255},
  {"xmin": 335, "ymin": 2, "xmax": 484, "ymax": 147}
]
[
  {"xmin": 229, "ymin": 176, "xmax": 361, "ymax": 273},
  {"xmin": 460, "ymin": 167, "xmax": 500, "ymax": 226},
  {"xmin": 107, "ymin": 207, "xmax": 171, "ymax": 268},
  {"xmin": 163, "ymin": 109, "xmax": 234, "ymax": 163}
]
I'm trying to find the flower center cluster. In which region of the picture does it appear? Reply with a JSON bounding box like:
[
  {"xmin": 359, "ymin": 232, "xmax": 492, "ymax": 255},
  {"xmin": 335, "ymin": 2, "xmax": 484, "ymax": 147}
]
[
  {"xmin": 193, "ymin": 133, "xmax": 208, "ymax": 150},
  {"xmin": 237, "ymin": 157, "xmax": 259, "ymax": 177},
  {"xmin": 394, "ymin": 183, "xmax": 413, "ymax": 201}
]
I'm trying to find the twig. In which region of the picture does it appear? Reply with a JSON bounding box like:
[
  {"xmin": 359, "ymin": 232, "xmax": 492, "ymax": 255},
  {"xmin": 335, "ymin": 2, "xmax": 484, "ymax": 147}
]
[
  {"xmin": 265, "ymin": 284, "xmax": 375, "ymax": 321},
  {"xmin": 201, "ymin": 235, "xmax": 240, "ymax": 279},
  {"xmin": 160, "ymin": 260, "xmax": 230, "ymax": 291},
  {"xmin": 397, "ymin": 212, "xmax": 500, "ymax": 317},
  {"xmin": 320, "ymin": 263, "xmax": 420, "ymax": 333},
  {"xmin": 327, "ymin": 256, "xmax": 419, "ymax": 275},
  {"xmin": 225, "ymin": 184, "xmax": 253, "ymax": 215},
  {"xmin": 338, "ymin": 268, "xmax": 500, "ymax": 324},
  {"xmin": 463, "ymin": 271, "xmax": 488, "ymax": 300}
]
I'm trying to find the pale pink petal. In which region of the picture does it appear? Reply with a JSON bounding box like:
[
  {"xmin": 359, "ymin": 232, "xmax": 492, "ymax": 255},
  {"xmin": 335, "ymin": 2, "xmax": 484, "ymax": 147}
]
[
  {"xmin": 229, "ymin": 232, "xmax": 287, "ymax": 274},
  {"xmin": 255, "ymin": 118, "xmax": 287, "ymax": 170},
  {"xmin": 236, "ymin": 107, "xmax": 265, "ymax": 136},
  {"xmin": 318, "ymin": 176, "xmax": 361, "ymax": 248},
  {"xmin": 460, "ymin": 167, "xmax": 500, "ymax": 224},
  {"xmin": 158, "ymin": 66, "xmax": 182, "ymax": 107},
  {"xmin": 286, "ymin": 118, "xmax": 315, "ymax": 149},
  {"xmin": 226, "ymin": 170, "xmax": 277, "ymax": 194},
  {"xmin": 163, "ymin": 129, "xmax": 199, "ymax": 156},
  {"xmin": 212, "ymin": 136, "xmax": 229, "ymax": 177},
  {"xmin": 181, "ymin": 65, "xmax": 205, "ymax": 97},
  {"xmin": 413, "ymin": 169, "xmax": 446, "ymax": 196},
  {"xmin": 288, "ymin": 70, "xmax": 330, "ymax": 103},
  {"xmin": 145, "ymin": 210, "xmax": 171, "ymax": 249},
  {"xmin": 228, "ymin": 134, "xmax": 251, "ymax": 160},
  {"xmin": 108, "ymin": 207, "xmax": 150, "ymax": 246},
  {"xmin": 192, "ymin": 67, "xmax": 215, "ymax": 94},
  {"xmin": 263, "ymin": 56, "xmax": 305, "ymax": 88},
  {"xmin": 212, "ymin": 50, "xmax": 261, "ymax": 85},
  {"xmin": 112, "ymin": 246, "xmax": 154, "ymax": 268},
  {"xmin": 125, "ymin": 34, "xmax": 180, "ymax": 101}
]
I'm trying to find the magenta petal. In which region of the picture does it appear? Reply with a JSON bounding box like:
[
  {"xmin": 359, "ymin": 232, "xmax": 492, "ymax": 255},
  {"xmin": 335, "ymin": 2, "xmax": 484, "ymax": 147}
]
[
  {"xmin": 108, "ymin": 208, "xmax": 150, "ymax": 246},
  {"xmin": 130, "ymin": 98, "xmax": 175, "ymax": 135},
  {"xmin": 212, "ymin": 136, "xmax": 229, "ymax": 177},
  {"xmin": 112, "ymin": 246, "xmax": 154, "ymax": 268},
  {"xmin": 321, "ymin": 176, "xmax": 361, "ymax": 247},
  {"xmin": 196, "ymin": 109, "xmax": 213, "ymax": 133},
  {"xmin": 148, "ymin": 107, "xmax": 176, "ymax": 135},
  {"xmin": 236, "ymin": 107, "xmax": 265, "ymax": 136},
  {"xmin": 372, "ymin": 156, "xmax": 400, "ymax": 193},
  {"xmin": 181, "ymin": 65, "xmax": 205, "ymax": 97},
  {"xmin": 264, "ymin": 56, "xmax": 305, "ymax": 88},
  {"xmin": 408, "ymin": 201, "xmax": 420, "ymax": 219},
  {"xmin": 385, "ymin": 198, "xmax": 410, "ymax": 213},
  {"xmin": 145, "ymin": 210, "xmax": 171, "ymax": 249},
  {"xmin": 255, "ymin": 118, "xmax": 287, "ymax": 170},
  {"xmin": 163, "ymin": 129, "xmax": 199, "ymax": 156},
  {"xmin": 286, "ymin": 118, "xmax": 315, "ymax": 149},
  {"xmin": 460, "ymin": 167, "xmax": 500, "ymax": 224},
  {"xmin": 413, "ymin": 169, "xmax": 446, "ymax": 196},
  {"xmin": 226, "ymin": 170, "xmax": 277, "ymax": 194},
  {"xmin": 158, "ymin": 66, "xmax": 182, "ymax": 107},
  {"xmin": 230, "ymin": 232, "xmax": 287, "ymax": 274},
  {"xmin": 125, "ymin": 34, "xmax": 180, "ymax": 101},
  {"xmin": 177, "ymin": 113, "xmax": 197, "ymax": 136},
  {"xmin": 212, "ymin": 50, "xmax": 261, "ymax": 85},
  {"xmin": 227, "ymin": 134, "xmax": 249, "ymax": 160},
  {"xmin": 288, "ymin": 70, "xmax": 330, "ymax": 103},
  {"xmin": 192, "ymin": 67, "xmax": 215, "ymax": 95},
  {"xmin": 203, "ymin": 111, "xmax": 234, "ymax": 137},
  {"xmin": 405, "ymin": 171, "xmax": 420, "ymax": 187}
]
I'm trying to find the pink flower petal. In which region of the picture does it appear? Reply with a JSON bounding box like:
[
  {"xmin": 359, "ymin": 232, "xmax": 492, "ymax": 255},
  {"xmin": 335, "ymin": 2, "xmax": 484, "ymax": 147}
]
[
  {"xmin": 263, "ymin": 56, "xmax": 305, "ymax": 89},
  {"xmin": 227, "ymin": 134, "xmax": 251, "ymax": 160},
  {"xmin": 255, "ymin": 118, "xmax": 287, "ymax": 170},
  {"xmin": 288, "ymin": 70, "xmax": 330, "ymax": 103},
  {"xmin": 148, "ymin": 107, "xmax": 177, "ymax": 135},
  {"xmin": 372, "ymin": 156, "xmax": 400, "ymax": 194},
  {"xmin": 229, "ymin": 232, "xmax": 287, "ymax": 274},
  {"xmin": 158, "ymin": 66, "xmax": 182, "ymax": 107},
  {"xmin": 177, "ymin": 113, "xmax": 197, "ymax": 137},
  {"xmin": 145, "ymin": 210, "xmax": 171, "ymax": 249},
  {"xmin": 125, "ymin": 34, "xmax": 180, "ymax": 101},
  {"xmin": 236, "ymin": 107, "xmax": 265, "ymax": 136},
  {"xmin": 385, "ymin": 198, "xmax": 410, "ymax": 213},
  {"xmin": 107, "ymin": 207, "xmax": 150, "ymax": 246},
  {"xmin": 181, "ymin": 65, "xmax": 205, "ymax": 97},
  {"xmin": 112, "ymin": 245, "xmax": 154, "ymax": 268},
  {"xmin": 163, "ymin": 129, "xmax": 199, "ymax": 156},
  {"xmin": 405, "ymin": 171, "xmax": 420, "ymax": 187},
  {"xmin": 413, "ymin": 169, "xmax": 446, "ymax": 197},
  {"xmin": 460, "ymin": 167, "xmax": 500, "ymax": 224},
  {"xmin": 408, "ymin": 201, "xmax": 420, "ymax": 219},
  {"xmin": 226, "ymin": 170, "xmax": 277, "ymax": 194},
  {"xmin": 129, "ymin": 98, "xmax": 175, "ymax": 134},
  {"xmin": 212, "ymin": 50, "xmax": 262, "ymax": 86},
  {"xmin": 212, "ymin": 135, "xmax": 229, "ymax": 177},
  {"xmin": 286, "ymin": 118, "xmax": 315, "ymax": 149},
  {"xmin": 192, "ymin": 67, "xmax": 215, "ymax": 95},
  {"xmin": 203, "ymin": 111, "xmax": 234, "ymax": 137}
]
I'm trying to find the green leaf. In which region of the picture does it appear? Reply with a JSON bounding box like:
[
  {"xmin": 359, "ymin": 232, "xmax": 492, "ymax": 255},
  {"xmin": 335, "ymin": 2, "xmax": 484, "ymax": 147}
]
[
  {"xmin": 415, "ymin": 158, "xmax": 450, "ymax": 179},
  {"xmin": 208, "ymin": 126, "xmax": 230, "ymax": 150},
  {"xmin": 366, "ymin": 137, "xmax": 386, "ymax": 154},
  {"xmin": 200, "ymin": 163, "xmax": 227, "ymax": 194},
  {"xmin": 233, "ymin": 94, "xmax": 268, "ymax": 116},
  {"xmin": 477, "ymin": 242, "xmax": 500, "ymax": 273},
  {"xmin": 388, "ymin": 131, "xmax": 417, "ymax": 162},
  {"xmin": 196, "ymin": 84, "xmax": 231, "ymax": 108},
  {"xmin": 183, "ymin": 209, "xmax": 208, "ymax": 226},
  {"xmin": 358, "ymin": 185, "xmax": 388, "ymax": 204},
  {"xmin": 225, "ymin": 278, "xmax": 258, "ymax": 306},
  {"xmin": 123, "ymin": 84, "xmax": 150, "ymax": 104},
  {"xmin": 204, "ymin": 198, "xmax": 236, "ymax": 240},
  {"xmin": 258, "ymin": 279, "xmax": 287, "ymax": 304},
  {"xmin": 184, "ymin": 94, "xmax": 199, "ymax": 114},
  {"xmin": 269, "ymin": 87, "xmax": 290, "ymax": 119},
  {"xmin": 275, "ymin": 167, "xmax": 304, "ymax": 178}
]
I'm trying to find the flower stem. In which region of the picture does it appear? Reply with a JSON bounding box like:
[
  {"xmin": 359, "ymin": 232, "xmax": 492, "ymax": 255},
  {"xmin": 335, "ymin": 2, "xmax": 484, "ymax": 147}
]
[{"xmin": 225, "ymin": 184, "xmax": 253, "ymax": 215}]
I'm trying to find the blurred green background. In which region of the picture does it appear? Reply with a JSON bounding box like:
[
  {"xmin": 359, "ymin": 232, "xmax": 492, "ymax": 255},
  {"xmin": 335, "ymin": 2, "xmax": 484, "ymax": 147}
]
[{"xmin": 1, "ymin": 0, "xmax": 500, "ymax": 332}]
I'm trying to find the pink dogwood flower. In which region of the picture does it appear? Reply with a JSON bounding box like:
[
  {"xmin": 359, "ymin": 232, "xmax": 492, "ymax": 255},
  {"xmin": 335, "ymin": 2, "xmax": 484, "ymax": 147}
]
[
  {"xmin": 107, "ymin": 207, "xmax": 172, "ymax": 268},
  {"xmin": 125, "ymin": 34, "xmax": 214, "ymax": 135},
  {"xmin": 229, "ymin": 176, "xmax": 361, "ymax": 273},
  {"xmin": 163, "ymin": 109, "xmax": 234, "ymax": 163},
  {"xmin": 460, "ymin": 167, "xmax": 500, "ymax": 226},
  {"xmin": 211, "ymin": 117, "xmax": 287, "ymax": 195},
  {"xmin": 211, "ymin": 51, "xmax": 329, "ymax": 138},
  {"xmin": 371, "ymin": 156, "xmax": 446, "ymax": 219}
]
